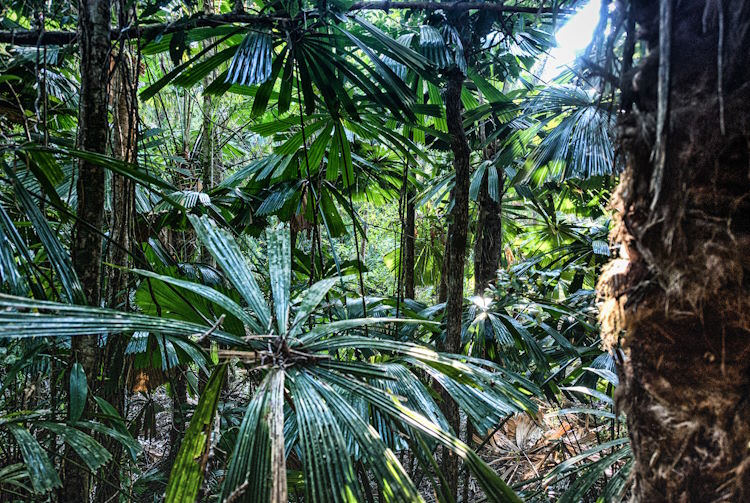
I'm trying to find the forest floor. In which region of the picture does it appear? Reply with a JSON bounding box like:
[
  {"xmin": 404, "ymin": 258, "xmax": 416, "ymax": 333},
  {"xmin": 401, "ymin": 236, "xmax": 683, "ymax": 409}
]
[{"xmin": 128, "ymin": 379, "xmax": 610, "ymax": 501}]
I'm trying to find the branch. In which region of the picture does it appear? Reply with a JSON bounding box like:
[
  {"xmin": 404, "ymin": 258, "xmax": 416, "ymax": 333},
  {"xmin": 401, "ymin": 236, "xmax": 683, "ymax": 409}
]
[
  {"xmin": 579, "ymin": 57, "xmax": 620, "ymax": 87},
  {"xmin": 349, "ymin": 1, "xmax": 574, "ymax": 15},
  {"xmin": 0, "ymin": 12, "xmax": 274, "ymax": 46},
  {"xmin": 0, "ymin": 3, "xmax": 572, "ymax": 47},
  {"xmin": 194, "ymin": 314, "xmax": 226, "ymax": 344}
]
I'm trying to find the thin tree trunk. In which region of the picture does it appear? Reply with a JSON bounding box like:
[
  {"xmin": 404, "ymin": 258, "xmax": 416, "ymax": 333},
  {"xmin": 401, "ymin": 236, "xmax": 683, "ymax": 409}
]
[
  {"xmin": 200, "ymin": 90, "xmax": 214, "ymax": 193},
  {"xmin": 599, "ymin": 1, "xmax": 750, "ymax": 500},
  {"xmin": 404, "ymin": 192, "xmax": 416, "ymax": 299},
  {"xmin": 200, "ymin": 0, "xmax": 217, "ymax": 266},
  {"xmin": 65, "ymin": 0, "xmax": 111, "ymax": 500},
  {"xmin": 95, "ymin": 46, "xmax": 138, "ymax": 503},
  {"xmin": 172, "ymin": 87, "xmax": 197, "ymax": 262},
  {"xmin": 166, "ymin": 367, "xmax": 189, "ymax": 471},
  {"xmin": 440, "ymin": 68, "xmax": 471, "ymax": 501}
]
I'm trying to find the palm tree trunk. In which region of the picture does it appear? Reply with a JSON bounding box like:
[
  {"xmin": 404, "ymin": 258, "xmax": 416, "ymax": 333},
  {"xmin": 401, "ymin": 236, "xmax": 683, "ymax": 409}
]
[
  {"xmin": 200, "ymin": 88, "xmax": 215, "ymax": 192},
  {"xmin": 440, "ymin": 68, "xmax": 471, "ymax": 501},
  {"xmin": 600, "ymin": 1, "xmax": 750, "ymax": 500},
  {"xmin": 473, "ymin": 170, "xmax": 502, "ymax": 295},
  {"xmin": 65, "ymin": 0, "xmax": 110, "ymax": 500}
]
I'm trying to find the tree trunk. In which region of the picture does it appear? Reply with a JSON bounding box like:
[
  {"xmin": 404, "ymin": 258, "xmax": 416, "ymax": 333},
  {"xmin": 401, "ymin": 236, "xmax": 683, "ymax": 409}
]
[
  {"xmin": 166, "ymin": 367, "xmax": 189, "ymax": 471},
  {"xmin": 95, "ymin": 47, "xmax": 137, "ymax": 503},
  {"xmin": 440, "ymin": 68, "xmax": 471, "ymax": 501},
  {"xmin": 65, "ymin": 0, "xmax": 111, "ymax": 500},
  {"xmin": 172, "ymin": 87, "xmax": 197, "ymax": 262},
  {"xmin": 599, "ymin": 1, "xmax": 750, "ymax": 501},
  {"xmin": 473, "ymin": 170, "xmax": 502, "ymax": 295},
  {"xmin": 200, "ymin": 0, "xmax": 217, "ymax": 266},
  {"xmin": 404, "ymin": 191, "xmax": 416, "ymax": 300}
]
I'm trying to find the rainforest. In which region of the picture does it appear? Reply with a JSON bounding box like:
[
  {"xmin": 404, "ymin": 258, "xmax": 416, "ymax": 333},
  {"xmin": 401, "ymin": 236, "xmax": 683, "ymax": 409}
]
[{"xmin": 0, "ymin": 0, "xmax": 749, "ymax": 502}]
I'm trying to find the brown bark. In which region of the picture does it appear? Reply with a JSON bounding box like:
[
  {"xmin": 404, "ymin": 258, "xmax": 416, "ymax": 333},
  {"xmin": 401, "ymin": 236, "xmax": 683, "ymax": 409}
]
[
  {"xmin": 440, "ymin": 68, "xmax": 470, "ymax": 501},
  {"xmin": 598, "ymin": 1, "xmax": 750, "ymax": 501},
  {"xmin": 65, "ymin": 0, "xmax": 111, "ymax": 500},
  {"xmin": 473, "ymin": 170, "xmax": 502, "ymax": 295},
  {"xmin": 95, "ymin": 48, "xmax": 138, "ymax": 503}
]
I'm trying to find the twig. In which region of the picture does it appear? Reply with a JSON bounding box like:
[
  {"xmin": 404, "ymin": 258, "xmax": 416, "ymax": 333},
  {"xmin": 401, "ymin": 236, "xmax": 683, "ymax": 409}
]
[
  {"xmin": 194, "ymin": 313, "xmax": 226, "ymax": 344},
  {"xmin": 224, "ymin": 480, "xmax": 249, "ymax": 503}
]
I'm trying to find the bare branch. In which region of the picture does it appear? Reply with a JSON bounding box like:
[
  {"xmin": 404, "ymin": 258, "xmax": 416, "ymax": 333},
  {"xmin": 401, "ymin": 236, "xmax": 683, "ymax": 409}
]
[
  {"xmin": 194, "ymin": 313, "xmax": 226, "ymax": 344},
  {"xmin": 0, "ymin": 3, "xmax": 572, "ymax": 47}
]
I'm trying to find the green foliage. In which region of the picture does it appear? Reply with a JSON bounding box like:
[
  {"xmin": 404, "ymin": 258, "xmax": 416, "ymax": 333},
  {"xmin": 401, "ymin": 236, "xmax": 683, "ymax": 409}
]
[
  {"xmin": 6, "ymin": 423, "xmax": 62, "ymax": 494},
  {"xmin": 69, "ymin": 363, "xmax": 87, "ymax": 422}
]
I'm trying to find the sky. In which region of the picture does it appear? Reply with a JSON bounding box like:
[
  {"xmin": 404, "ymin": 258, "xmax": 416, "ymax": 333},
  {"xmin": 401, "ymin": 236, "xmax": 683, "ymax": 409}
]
[{"xmin": 541, "ymin": 0, "xmax": 603, "ymax": 81}]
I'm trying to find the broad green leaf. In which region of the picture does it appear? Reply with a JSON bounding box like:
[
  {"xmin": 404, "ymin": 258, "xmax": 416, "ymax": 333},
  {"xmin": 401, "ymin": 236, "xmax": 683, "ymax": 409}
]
[
  {"xmin": 296, "ymin": 318, "xmax": 432, "ymax": 345},
  {"xmin": 545, "ymin": 437, "xmax": 629, "ymax": 481},
  {"xmin": 225, "ymin": 31, "xmax": 273, "ymax": 87},
  {"xmin": 7, "ymin": 172, "xmax": 84, "ymax": 304},
  {"xmin": 557, "ymin": 446, "xmax": 631, "ymax": 503},
  {"xmin": 0, "ymin": 294, "xmax": 244, "ymax": 347},
  {"xmin": 468, "ymin": 68, "xmax": 508, "ymax": 103},
  {"xmin": 0, "ymin": 463, "xmax": 32, "ymax": 493},
  {"xmin": 267, "ymin": 225, "xmax": 291, "ymax": 335},
  {"xmin": 0, "ymin": 203, "xmax": 30, "ymax": 296},
  {"xmin": 189, "ymin": 215, "xmax": 271, "ymax": 330},
  {"xmin": 69, "ymin": 362, "xmax": 87, "ymax": 422},
  {"xmin": 7, "ymin": 424, "xmax": 61, "ymax": 494},
  {"xmin": 141, "ymin": 31, "xmax": 238, "ymax": 100},
  {"xmin": 38, "ymin": 422, "xmax": 111, "ymax": 472},
  {"xmin": 251, "ymin": 46, "xmax": 287, "ymax": 117},
  {"xmin": 221, "ymin": 372, "xmax": 275, "ymax": 502},
  {"xmin": 268, "ymin": 370, "xmax": 287, "ymax": 503},
  {"xmin": 546, "ymin": 406, "xmax": 617, "ymax": 420},
  {"xmin": 76, "ymin": 420, "xmax": 142, "ymax": 461},
  {"xmin": 560, "ymin": 385, "xmax": 614, "ymax": 406},
  {"xmin": 288, "ymin": 277, "xmax": 339, "ymax": 338},
  {"xmin": 291, "ymin": 370, "xmax": 361, "ymax": 503},
  {"xmin": 130, "ymin": 267, "xmax": 261, "ymax": 333},
  {"xmin": 314, "ymin": 368, "xmax": 522, "ymax": 503}
]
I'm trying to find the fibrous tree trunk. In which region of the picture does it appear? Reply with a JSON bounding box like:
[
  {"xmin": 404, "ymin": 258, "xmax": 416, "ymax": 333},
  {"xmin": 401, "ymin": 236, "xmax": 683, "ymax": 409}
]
[
  {"xmin": 65, "ymin": 0, "xmax": 111, "ymax": 500},
  {"xmin": 473, "ymin": 169, "xmax": 502, "ymax": 295},
  {"xmin": 599, "ymin": 1, "xmax": 750, "ymax": 501},
  {"xmin": 440, "ymin": 68, "xmax": 471, "ymax": 501}
]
